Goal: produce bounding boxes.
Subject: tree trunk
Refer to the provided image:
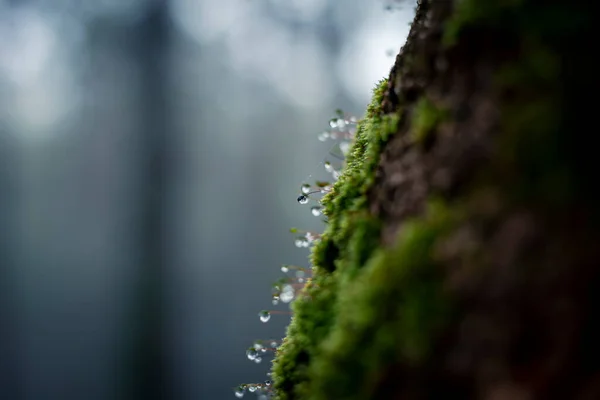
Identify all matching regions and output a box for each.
[367,0,599,398]
[272,0,600,399]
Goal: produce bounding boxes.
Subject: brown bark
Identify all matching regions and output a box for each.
[368,0,600,398]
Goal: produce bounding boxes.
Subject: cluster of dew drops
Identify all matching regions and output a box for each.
[233,111,358,399]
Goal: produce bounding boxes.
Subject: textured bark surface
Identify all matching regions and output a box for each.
[368,0,600,398]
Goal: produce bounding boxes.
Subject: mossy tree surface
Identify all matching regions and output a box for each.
[272,0,599,399]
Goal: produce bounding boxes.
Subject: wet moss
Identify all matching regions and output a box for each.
[272,80,398,399]
[309,201,458,400]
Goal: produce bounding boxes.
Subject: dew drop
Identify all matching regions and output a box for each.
[280,287,295,303]
[305,232,318,243]
[246,347,258,361]
[336,118,347,130]
[294,237,309,248]
[234,386,245,398]
[339,141,350,155]
[248,385,257,393]
[264,380,272,387]
[254,357,262,364]
[258,310,271,323]
[270,341,278,348]
[297,195,309,205]
[272,298,279,306]
[329,119,338,129]
[300,184,311,194]
[324,161,333,172]
[310,206,322,216]
[280,265,289,273]
[318,131,329,142]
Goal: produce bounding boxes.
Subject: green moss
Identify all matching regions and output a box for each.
[272,77,460,399]
[309,201,458,400]
[411,97,448,144]
[272,79,400,399]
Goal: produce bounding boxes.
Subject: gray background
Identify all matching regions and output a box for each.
[0,0,415,398]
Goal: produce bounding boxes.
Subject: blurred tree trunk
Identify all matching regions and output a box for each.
[121,1,170,399]
[370,0,600,398]
[0,134,23,399]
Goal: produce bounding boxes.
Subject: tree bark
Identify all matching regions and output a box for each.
[369,0,600,398]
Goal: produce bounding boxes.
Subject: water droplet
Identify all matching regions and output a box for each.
[339,141,350,155]
[300,184,311,194]
[246,347,258,361]
[294,237,309,248]
[272,297,279,306]
[305,232,319,243]
[258,310,271,323]
[248,385,257,393]
[310,206,322,216]
[318,131,329,142]
[234,386,245,398]
[329,119,338,129]
[254,342,264,351]
[324,161,333,172]
[260,347,267,353]
[270,341,278,348]
[280,286,295,303]
[297,195,309,205]
[254,357,262,364]
[264,380,272,387]
[281,265,289,273]
[336,118,346,130]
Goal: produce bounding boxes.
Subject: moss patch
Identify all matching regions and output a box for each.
[309,201,458,400]
[271,80,400,399]
[272,80,460,400]
[411,97,448,145]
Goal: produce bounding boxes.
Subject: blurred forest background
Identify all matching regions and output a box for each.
[0,0,415,399]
